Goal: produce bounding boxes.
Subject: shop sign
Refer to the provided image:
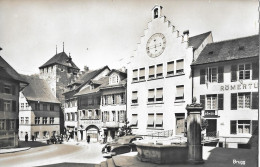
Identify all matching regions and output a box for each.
[220,82,258,91]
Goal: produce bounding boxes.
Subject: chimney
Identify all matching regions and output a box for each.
[84,66,89,72]
[183,30,189,43]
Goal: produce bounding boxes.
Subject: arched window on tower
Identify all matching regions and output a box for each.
[154,8,158,19]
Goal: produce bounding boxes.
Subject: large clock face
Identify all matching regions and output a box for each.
[146,33,166,58]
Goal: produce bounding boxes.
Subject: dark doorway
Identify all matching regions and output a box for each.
[206,119,217,137]
[175,113,185,135]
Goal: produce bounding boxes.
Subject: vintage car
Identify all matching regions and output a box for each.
[102,135,143,158]
[47,135,63,144]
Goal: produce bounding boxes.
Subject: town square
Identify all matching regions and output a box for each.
[0,0,258,167]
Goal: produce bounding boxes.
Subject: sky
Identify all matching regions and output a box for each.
[0,0,258,75]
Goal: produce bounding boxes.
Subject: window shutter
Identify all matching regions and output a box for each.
[0,99,3,111]
[218,94,224,110]
[231,93,237,110]
[252,62,259,80]
[231,65,237,82]
[252,92,259,109]
[200,69,205,84]
[200,95,205,109]
[252,120,258,135]
[230,120,237,134]
[16,119,19,130]
[218,66,224,83]
[12,101,16,112]
[12,85,16,95]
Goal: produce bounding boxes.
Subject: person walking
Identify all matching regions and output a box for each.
[25,132,28,142]
[87,134,90,144]
[32,135,35,142]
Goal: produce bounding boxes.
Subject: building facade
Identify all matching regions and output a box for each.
[192,35,258,148]
[19,75,60,141]
[100,69,127,142]
[126,5,212,135]
[0,56,28,148]
[63,66,110,141]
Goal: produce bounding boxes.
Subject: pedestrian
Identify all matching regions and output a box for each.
[87,134,90,144]
[32,135,35,142]
[25,132,28,142]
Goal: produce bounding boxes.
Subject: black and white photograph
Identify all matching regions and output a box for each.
[0,0,258,167]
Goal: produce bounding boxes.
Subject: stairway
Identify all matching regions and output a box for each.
[95,158,116,167]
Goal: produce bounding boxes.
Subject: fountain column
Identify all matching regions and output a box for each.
[186,97,204,164]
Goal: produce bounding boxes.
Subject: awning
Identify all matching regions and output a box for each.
[167,62,174,72]
[156,88,163,99]
[132,92,137,100]
[147,115,154,126]
[131,115,138,125]
[148,89,155,98]
[155,114,163,125]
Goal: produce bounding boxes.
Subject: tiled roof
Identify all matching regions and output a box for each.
[100,78,126,89]
[0,56,28,84]
[192,35,259,66]
[39,52,79,69]
[107,69,127,77]
[21,75,60,103]
[189,31,212,49]
[64,66,110,94]
[74,76,109,96]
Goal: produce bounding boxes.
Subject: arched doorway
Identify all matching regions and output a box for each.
[86,125,100,142]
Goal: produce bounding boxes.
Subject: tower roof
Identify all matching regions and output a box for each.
[39,52,79,70]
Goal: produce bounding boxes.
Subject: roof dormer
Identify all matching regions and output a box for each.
[152,5,163,19]
[109,73,120,85]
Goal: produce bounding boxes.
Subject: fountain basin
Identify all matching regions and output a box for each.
[136,142,188,164]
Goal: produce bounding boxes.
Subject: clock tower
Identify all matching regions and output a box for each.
[126,5,212,136]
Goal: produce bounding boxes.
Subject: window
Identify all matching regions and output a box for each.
[71,113,75,121]
[26,103,29,108]
[21,103,24,109]
[50,104,54,111]
[230,120,251,134]
[239,64,251,80]
[149,66,155,79]
[0,120,5,130]
[147,114,154,128]
[35,117,40,124]
[139,68,145,80]
[132,91,138,104]
[167,61,174,76]
[4,85,11,94]
[10,120,15,130]
[119,110,125,123]
[112,111,116,121]
[148,89,155,102]
[155,114,163,128]
[156,64,163,78]
[154,8,158,19]
[238,93,250,109]
[43,104,47,110]
[156,88,163,102]
[50,117,54,124]
[110,74,119,84]
[131,114,138,127]
[21,117,24,124]
[206,67,217,83]
[25,117,29,124]
[35,103,40,110]
[175,85,184,100]
[4,101,11,112]
[176,59,184,74]
[132,69,138,82]
[88,97,93,105]
[206,95,217,110]
[112,95,115,104]
[43,117,47,124]
[120,93,125,104]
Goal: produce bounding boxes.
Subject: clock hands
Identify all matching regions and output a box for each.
[147,43,162,50]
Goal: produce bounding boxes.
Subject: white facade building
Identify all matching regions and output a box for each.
[127,5,212,135]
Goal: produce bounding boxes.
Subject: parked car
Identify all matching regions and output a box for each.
[102,135,143,158]
[47,135,63,144]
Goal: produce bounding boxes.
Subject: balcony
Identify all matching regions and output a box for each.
[204,110,219,118]
[102,121,119,128]
[80,116,101,120]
